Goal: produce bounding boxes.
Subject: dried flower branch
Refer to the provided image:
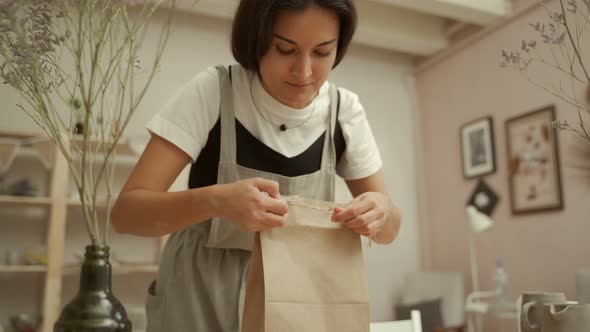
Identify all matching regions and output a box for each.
[0,0,176,245]
[500,0,590,145]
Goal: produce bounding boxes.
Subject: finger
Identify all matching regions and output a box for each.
[344,209,382,228]
[333,207,344,214]
[260,196,289,216]
[253,178,280,199]
[350,226,372,237]
[241,213,284,232]
[247,213,284,232]
[259,212,286,229]
[332,199,373,222]
[351,218,385,237]
[366,218,386,237]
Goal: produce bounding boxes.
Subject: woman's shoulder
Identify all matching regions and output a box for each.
[157,66,222,115]
[147,66,223,162]
[174,64,248,101]
[186,64,253,91]
[329,85,365,122]
[334,85,359,104]
[182,66,220,91]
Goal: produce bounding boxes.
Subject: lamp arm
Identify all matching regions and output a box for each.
[468,232,479,294]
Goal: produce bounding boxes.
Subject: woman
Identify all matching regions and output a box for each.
[111,0,401,331]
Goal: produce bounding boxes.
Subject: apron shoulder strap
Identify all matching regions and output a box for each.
[216,65,237,164]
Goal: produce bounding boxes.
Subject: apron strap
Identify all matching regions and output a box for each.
[217,65,237,165]
[320,84,338,172]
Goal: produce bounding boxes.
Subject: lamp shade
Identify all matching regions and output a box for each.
[466,205,494,233]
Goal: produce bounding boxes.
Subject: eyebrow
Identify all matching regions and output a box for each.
[273,34,337,47]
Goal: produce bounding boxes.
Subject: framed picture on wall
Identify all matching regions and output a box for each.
[505,105,563,214]
[460,116,496,179]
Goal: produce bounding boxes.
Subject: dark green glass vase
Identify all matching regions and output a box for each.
[54,245,131,332]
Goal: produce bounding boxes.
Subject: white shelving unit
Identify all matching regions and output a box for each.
[0,265,48,273]
[0,196,53,208]
[0,130,166,332]
[62,264,159,275]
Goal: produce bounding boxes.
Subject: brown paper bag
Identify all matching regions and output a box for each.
[241,197,370,332]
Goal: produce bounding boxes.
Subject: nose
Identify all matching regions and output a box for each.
[291,54,312,81]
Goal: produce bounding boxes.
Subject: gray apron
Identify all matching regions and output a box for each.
[145,66,338,332]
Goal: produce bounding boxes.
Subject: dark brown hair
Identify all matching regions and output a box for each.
[231,0,357,72]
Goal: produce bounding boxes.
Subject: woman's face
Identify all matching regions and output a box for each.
[258,5,339,109]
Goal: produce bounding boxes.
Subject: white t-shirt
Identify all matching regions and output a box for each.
[146,65,382,180]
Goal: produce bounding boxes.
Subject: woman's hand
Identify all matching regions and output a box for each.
[331,192,394,239]
[215,177,288,232]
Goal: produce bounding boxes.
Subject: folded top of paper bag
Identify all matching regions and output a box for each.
[282,196,346,230]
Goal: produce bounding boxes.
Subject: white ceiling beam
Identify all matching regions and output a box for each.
[369,0,510,25]
[167,0,449,56]
[355,0,448,55]
[173,0,238,20]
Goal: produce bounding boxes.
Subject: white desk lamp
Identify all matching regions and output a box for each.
[466,205,494,294]
[465,205,495,332]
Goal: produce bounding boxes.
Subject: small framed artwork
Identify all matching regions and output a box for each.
[505,105,563,214]
[460,116,496,179]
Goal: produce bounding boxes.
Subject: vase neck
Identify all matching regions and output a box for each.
[79,245,112,293]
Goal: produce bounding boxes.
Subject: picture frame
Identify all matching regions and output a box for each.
[505,105,563,214]
[460,116,496,179]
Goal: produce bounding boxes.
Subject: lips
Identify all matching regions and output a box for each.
[288,82,311,87]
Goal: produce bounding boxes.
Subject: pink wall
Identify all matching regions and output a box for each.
[414,0,590,320]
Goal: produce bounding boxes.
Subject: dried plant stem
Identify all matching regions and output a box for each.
[0,0,176,244]
[560,0,590,83]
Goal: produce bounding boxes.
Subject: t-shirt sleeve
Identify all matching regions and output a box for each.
[146,67,220,162]
[336,88,383,180]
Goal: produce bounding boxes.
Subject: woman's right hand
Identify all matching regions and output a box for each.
[215,177,288,232]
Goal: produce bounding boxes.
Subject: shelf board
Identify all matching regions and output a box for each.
[0,265,48,272]
[70,136,138,158]
[0,195,52,208]
[63,263,158,275]
[114,264,159,274]
[0,130,41,140]
[67,200,111,212]
[0,131,138,156]
[73,154,138,167]
[13,146,46,159]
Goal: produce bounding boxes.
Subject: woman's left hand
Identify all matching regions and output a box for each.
[331,192,391,238]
